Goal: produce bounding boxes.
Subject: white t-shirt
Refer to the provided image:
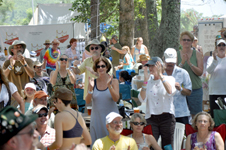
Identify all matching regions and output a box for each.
[0,82,18,106]
[138,76,176,119]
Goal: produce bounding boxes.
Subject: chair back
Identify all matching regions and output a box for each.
[174,122,185,150]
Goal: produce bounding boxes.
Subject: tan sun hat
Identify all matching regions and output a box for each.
[8,40,26,55]
[137,54,150,63]
[43,40,52,45]
[218,27,226,32]
[33,61,43,67]
[85,39,105,53]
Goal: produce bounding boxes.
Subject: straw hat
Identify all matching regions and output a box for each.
[218,27,226,33]
[137,54,150,63]
[8,40,26,55]
[43,39,52,45]
[85,39,105,53]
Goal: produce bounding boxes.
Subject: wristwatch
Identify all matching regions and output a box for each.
[23,64,27,67]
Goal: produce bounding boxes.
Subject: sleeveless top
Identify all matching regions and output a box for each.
[191,131,216,150]
[130,134,149,150]
[177,49,202,89]
[133,45,145,63]
[123,53,133,69]
[63,110,83,138]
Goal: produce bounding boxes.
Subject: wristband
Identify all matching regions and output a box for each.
[66,68,70,70]
[190,63,194,67]
[88,90,93,94]
[162,80,166,83]
[143,81,148,84]
[23,64,27,67]
[142,85,147,89]
[8,65,12,70]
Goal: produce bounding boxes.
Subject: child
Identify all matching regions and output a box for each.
[23,83,36,112]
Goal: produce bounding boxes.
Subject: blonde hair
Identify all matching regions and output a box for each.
[130,113,147,126]
[192,112,215,131]
[122,46,131,55]
[180,31,194,42]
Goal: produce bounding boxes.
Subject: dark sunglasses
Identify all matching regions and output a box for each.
[131,122,145,126]
[182,39,191,42]
[60,58,68,61]
[38,113,48,118]
[17,127,34,137]
[90,47,99,50]
[218,44,226,47]
[45,43,50,45]
[96,65,106,69]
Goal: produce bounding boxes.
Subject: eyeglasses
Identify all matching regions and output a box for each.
[96,65,106,69]
[111,120,122,125]
[90,47,99,50]
[218,44,226,47]
[60,58,68,61]
[197,120,208,124]
[17,127,34,137]
[182,39,191,42]
[38,113,48,118]
[131,122,145,126]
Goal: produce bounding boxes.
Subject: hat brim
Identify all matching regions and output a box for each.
[144,61,156,66]
[85,44,105,53]
[8,43,26,56]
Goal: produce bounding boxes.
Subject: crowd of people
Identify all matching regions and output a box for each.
[0,28,226,150]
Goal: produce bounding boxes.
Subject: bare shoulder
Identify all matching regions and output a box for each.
[214,131,222,138]
[145,134,155,141]
[112,78,119,84]
[196,50,203,58]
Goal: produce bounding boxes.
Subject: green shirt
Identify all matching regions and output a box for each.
[110,43,122,66]
[177,49,202,89]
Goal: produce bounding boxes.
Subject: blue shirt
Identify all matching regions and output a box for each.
[163,65,192,118]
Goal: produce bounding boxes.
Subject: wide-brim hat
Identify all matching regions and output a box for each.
[137,54,150,63]
[33,61,43,67]
[43,39,52,45]
[218,27,226,32]
[8,40,26,56]
[0,106,38,145]
[85,39,105,53]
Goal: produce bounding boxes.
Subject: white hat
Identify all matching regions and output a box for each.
[24,83,36,90]
[30,51,37,56]
[217,39,226,46]
[164,48,177,63]
[106,112,122,124]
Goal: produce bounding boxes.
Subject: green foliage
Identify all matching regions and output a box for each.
[0,0,14,24]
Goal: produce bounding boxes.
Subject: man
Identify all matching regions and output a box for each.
[163,48,192,124]
[0,106,38,150]
[72,39,113,100]
[92,112,138,150]
[42,39,61,75]
[26,91,54,128]
[3,40,35,104]
[34,60,49,79]
[33,105,55,147]
[109,35,127,74]
[218,27,226,39]
[39,40,52,63]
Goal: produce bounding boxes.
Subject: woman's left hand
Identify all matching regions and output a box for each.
[155,61,163,76]
[66,59,70,68]
[107,75,113,86]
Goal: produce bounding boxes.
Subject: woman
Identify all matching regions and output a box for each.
[45,87,92,150]
[185,112,224,150]
[131,37,149,63]
[23,83,36,112]
[0,66,25,113]
[85,56,119,146]
[50,54,77,109]
[206,39,226,117]
[119,70,132,85]
[192,37,203,55]
[177,31,203,118]
[82,50,92,62]
[65,38,80,66]
[121,46,134,69]
[129,113,162,150]
[138,57,176,148]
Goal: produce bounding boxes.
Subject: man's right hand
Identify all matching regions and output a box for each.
[73,60,80,66]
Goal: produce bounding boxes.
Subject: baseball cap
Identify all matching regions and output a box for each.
[217,39,226,46]
[32,104,48,114]
[34,91,48,99]
[106,112,122,124]
[164,48,177,63]
[144,57,163,66]
[53,87,73,101]
[24,83,36,90]
[0,106,38,145]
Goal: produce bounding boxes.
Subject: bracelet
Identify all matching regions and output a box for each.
[143,81,148,84]
[23,64,27,67]
[8,65,12,70]
[66,68,70,70]
[162,80,166,83]
[109,85,113,89]
[142,85,147,89]
[141,88,146,91]
[179,63,183,67]
[160,76,164,80]
[88,90,93,94]
[190,63,194,67]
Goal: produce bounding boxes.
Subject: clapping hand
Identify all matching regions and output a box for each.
[107,75,113,87]
[88,77,94,91]
[73,60,80,66]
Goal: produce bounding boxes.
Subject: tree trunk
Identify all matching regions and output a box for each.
[119,0,134,48]
[134,6,150,51]
[146,0,180,57]
[90,0,100,40]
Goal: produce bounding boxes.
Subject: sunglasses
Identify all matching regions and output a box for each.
[131,122,145,126]
[218,44,226,47]
[182,39,191,42]
[38,113,48,118]
[96,65,106,69]
[45,43,50,45]
[17,127,34,137]
[60,58,68,61]
[90,47,99,50]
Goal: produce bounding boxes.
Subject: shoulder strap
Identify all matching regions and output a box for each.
[64,110,77,120]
